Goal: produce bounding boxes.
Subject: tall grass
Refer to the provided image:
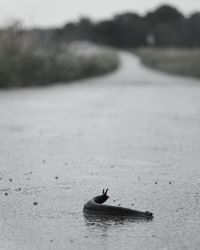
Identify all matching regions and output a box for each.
[0,26,119,88]
[135,47,200,79]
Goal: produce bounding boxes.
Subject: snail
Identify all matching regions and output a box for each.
[83,189,153,218]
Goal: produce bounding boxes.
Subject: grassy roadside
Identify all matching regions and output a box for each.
[134,47,200,79]
[0,28,119,88]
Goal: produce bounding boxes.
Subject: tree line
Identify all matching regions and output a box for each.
[35,4,200,48]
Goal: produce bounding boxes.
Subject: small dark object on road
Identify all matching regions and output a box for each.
[169,181,172,184]
[9,178,12,182]
[83,189,153,218]
[55,176,59,180]
[33,202,38,206]
[155,182,158,184]
[5,192,8,196]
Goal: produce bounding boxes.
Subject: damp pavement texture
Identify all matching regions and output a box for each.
[1,52,200,250]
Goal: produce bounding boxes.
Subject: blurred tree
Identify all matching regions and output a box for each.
[93,20,117,45]
[146,5,184,24]
[186,13,200,46]
[77,17,93,40]
[112,13,148,47]
[145,5,186,46]
[53,18,93,42]
[53,22,76,42]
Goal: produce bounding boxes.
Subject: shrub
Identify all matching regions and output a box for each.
[0,26,119,88]
[135,47,200,79]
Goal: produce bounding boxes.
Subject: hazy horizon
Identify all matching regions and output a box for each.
[0,0,200,27]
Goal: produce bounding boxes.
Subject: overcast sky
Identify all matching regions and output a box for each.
[0,0,200,27]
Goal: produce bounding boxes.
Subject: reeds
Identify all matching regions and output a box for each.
[0,26,119,88]
[135,47,200,79]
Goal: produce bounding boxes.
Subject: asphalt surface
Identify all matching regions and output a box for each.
[1,52,200,250]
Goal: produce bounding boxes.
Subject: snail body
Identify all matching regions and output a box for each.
[83,189,153,218]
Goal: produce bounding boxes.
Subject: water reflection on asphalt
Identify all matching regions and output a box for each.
[83,214,153,237]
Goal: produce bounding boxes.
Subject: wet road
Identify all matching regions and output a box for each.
[1,52,200,250]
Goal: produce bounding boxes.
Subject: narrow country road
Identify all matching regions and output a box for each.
[1,52,200,250]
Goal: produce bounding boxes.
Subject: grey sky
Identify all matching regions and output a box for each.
[0,0,200,27]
